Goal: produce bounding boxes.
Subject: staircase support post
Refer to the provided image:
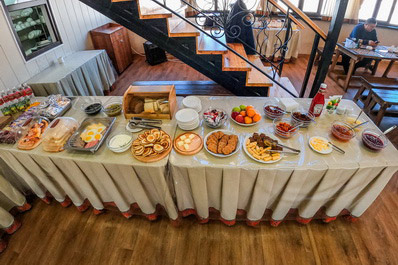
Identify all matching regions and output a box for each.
[300,34,320,97]
[309,0,349,98]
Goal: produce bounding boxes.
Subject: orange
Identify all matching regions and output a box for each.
[240,111,246,117]
[247,109,256,117]
[244,116,253,124]
[246,105,254,111]
[253,113,261,122]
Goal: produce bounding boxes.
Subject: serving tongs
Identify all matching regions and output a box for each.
[328,141,345,154]
[276,143,301,154]
[130,117,162,124]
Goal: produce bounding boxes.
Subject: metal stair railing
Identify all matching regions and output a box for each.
[149,0,299,97]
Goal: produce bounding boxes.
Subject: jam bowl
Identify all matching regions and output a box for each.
[273,118,299,139]
[291,111,315,128]
[331,121,356,142]
[361,129,387,151]
[263,104,286,120]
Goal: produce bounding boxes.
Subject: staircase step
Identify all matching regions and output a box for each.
[137,0,172,19]
[222,43,251,72]
[246,55,273,87]
[268,77,299,98]
[169,18,200,37]
[197,32,227,54]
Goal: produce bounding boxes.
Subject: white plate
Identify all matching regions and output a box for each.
[125,123,143,133]
[308,136,332,154]
[243,134,283,164]
[204,129,241,158]
[230,116,260,127]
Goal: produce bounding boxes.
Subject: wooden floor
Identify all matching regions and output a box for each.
[1,55,397,265]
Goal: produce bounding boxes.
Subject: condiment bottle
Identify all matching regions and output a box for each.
[309,83,326,117]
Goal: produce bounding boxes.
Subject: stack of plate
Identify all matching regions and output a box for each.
[107,134,133,153]
[176,108,200,130]
[182,96,202,112]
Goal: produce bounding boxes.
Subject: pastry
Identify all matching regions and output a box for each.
[206,131,238,155]
[132,129,171,159]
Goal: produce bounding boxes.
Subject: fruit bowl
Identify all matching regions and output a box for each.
[331,121,356,142]
[231,105,261,126]
[361,129,387,151]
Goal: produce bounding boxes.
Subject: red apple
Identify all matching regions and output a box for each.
[235,114,244,123]
[231,111,239,119]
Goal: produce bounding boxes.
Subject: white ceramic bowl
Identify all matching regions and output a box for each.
[176,108,199,124]
[107,134,133,153]
[182,96,202,111]
[204,129,241,157]
[230,116,260,127]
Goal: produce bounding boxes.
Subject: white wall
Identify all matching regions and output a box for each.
[0,0,111,91]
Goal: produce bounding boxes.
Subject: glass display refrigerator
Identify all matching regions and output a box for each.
[1,0,62,61]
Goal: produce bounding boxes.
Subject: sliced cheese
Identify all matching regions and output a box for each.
[184,144,190,150]
[180,135,187,140]
[177,141,184,147]
[184,139,191,144]
[188,134,195,139]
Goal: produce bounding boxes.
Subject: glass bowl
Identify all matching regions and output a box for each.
[331,121,356,142]
[263,104,286,120]
[103,100,123,117]
[81,99,103,115]
[291,111,315,128]
[361,129,387,151]
[273,118,299,139]
[203,107,228,128]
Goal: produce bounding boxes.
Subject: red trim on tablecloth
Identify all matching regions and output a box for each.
[60,197,72,208]
[0,240,6,253]
[17,202,32,212]
[5,219,21,235]
[76,199,91,212]
[177,207,360,226]
[93,209,105,215]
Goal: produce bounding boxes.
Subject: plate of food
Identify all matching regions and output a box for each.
[230,105,261,127]
[204,130,240,157]
[131,129,172,162]
[243,133,283,163]
[17,116,49,150]
[309,136,332,154]
[174,132,203,155]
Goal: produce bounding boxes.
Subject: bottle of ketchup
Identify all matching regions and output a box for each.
[309,83,326,117]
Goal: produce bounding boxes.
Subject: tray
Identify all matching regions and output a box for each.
[38,97,73,120]
[66,117,116,153]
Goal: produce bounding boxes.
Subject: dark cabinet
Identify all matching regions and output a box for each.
[91,23,133,73]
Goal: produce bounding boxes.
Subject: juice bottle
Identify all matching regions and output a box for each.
[309,83,326,117]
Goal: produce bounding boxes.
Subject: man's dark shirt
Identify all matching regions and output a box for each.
[349,23,378,45]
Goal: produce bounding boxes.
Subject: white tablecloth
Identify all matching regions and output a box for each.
[254,28,300,60]
[169,97,398,223]
[0,97,178,220]
[27,50,116,97]
[0,173,26,229]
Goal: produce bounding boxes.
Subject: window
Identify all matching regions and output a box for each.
[359,0,398,26]
[271,0,324,16]
[1,0,62,61]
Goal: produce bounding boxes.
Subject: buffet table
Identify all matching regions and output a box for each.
[169,97,398,225]
[26,50,116,97]
[0,96,396,226]
[0,97,178,220]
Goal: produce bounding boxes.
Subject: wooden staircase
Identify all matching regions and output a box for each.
[81,0,299,97]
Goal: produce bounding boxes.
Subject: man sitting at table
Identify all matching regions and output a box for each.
[342,18,379,74]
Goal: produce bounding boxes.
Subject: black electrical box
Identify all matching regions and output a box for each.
[143,41,167,66]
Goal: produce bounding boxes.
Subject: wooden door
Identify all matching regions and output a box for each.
[112,28,133,73]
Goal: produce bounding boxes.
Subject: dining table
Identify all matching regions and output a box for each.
[0,95,397,226]
[329,43,398,91]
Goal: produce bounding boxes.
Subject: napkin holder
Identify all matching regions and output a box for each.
[123,85,177,120]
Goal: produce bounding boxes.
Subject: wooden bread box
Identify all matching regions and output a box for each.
[123,85,177,119]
